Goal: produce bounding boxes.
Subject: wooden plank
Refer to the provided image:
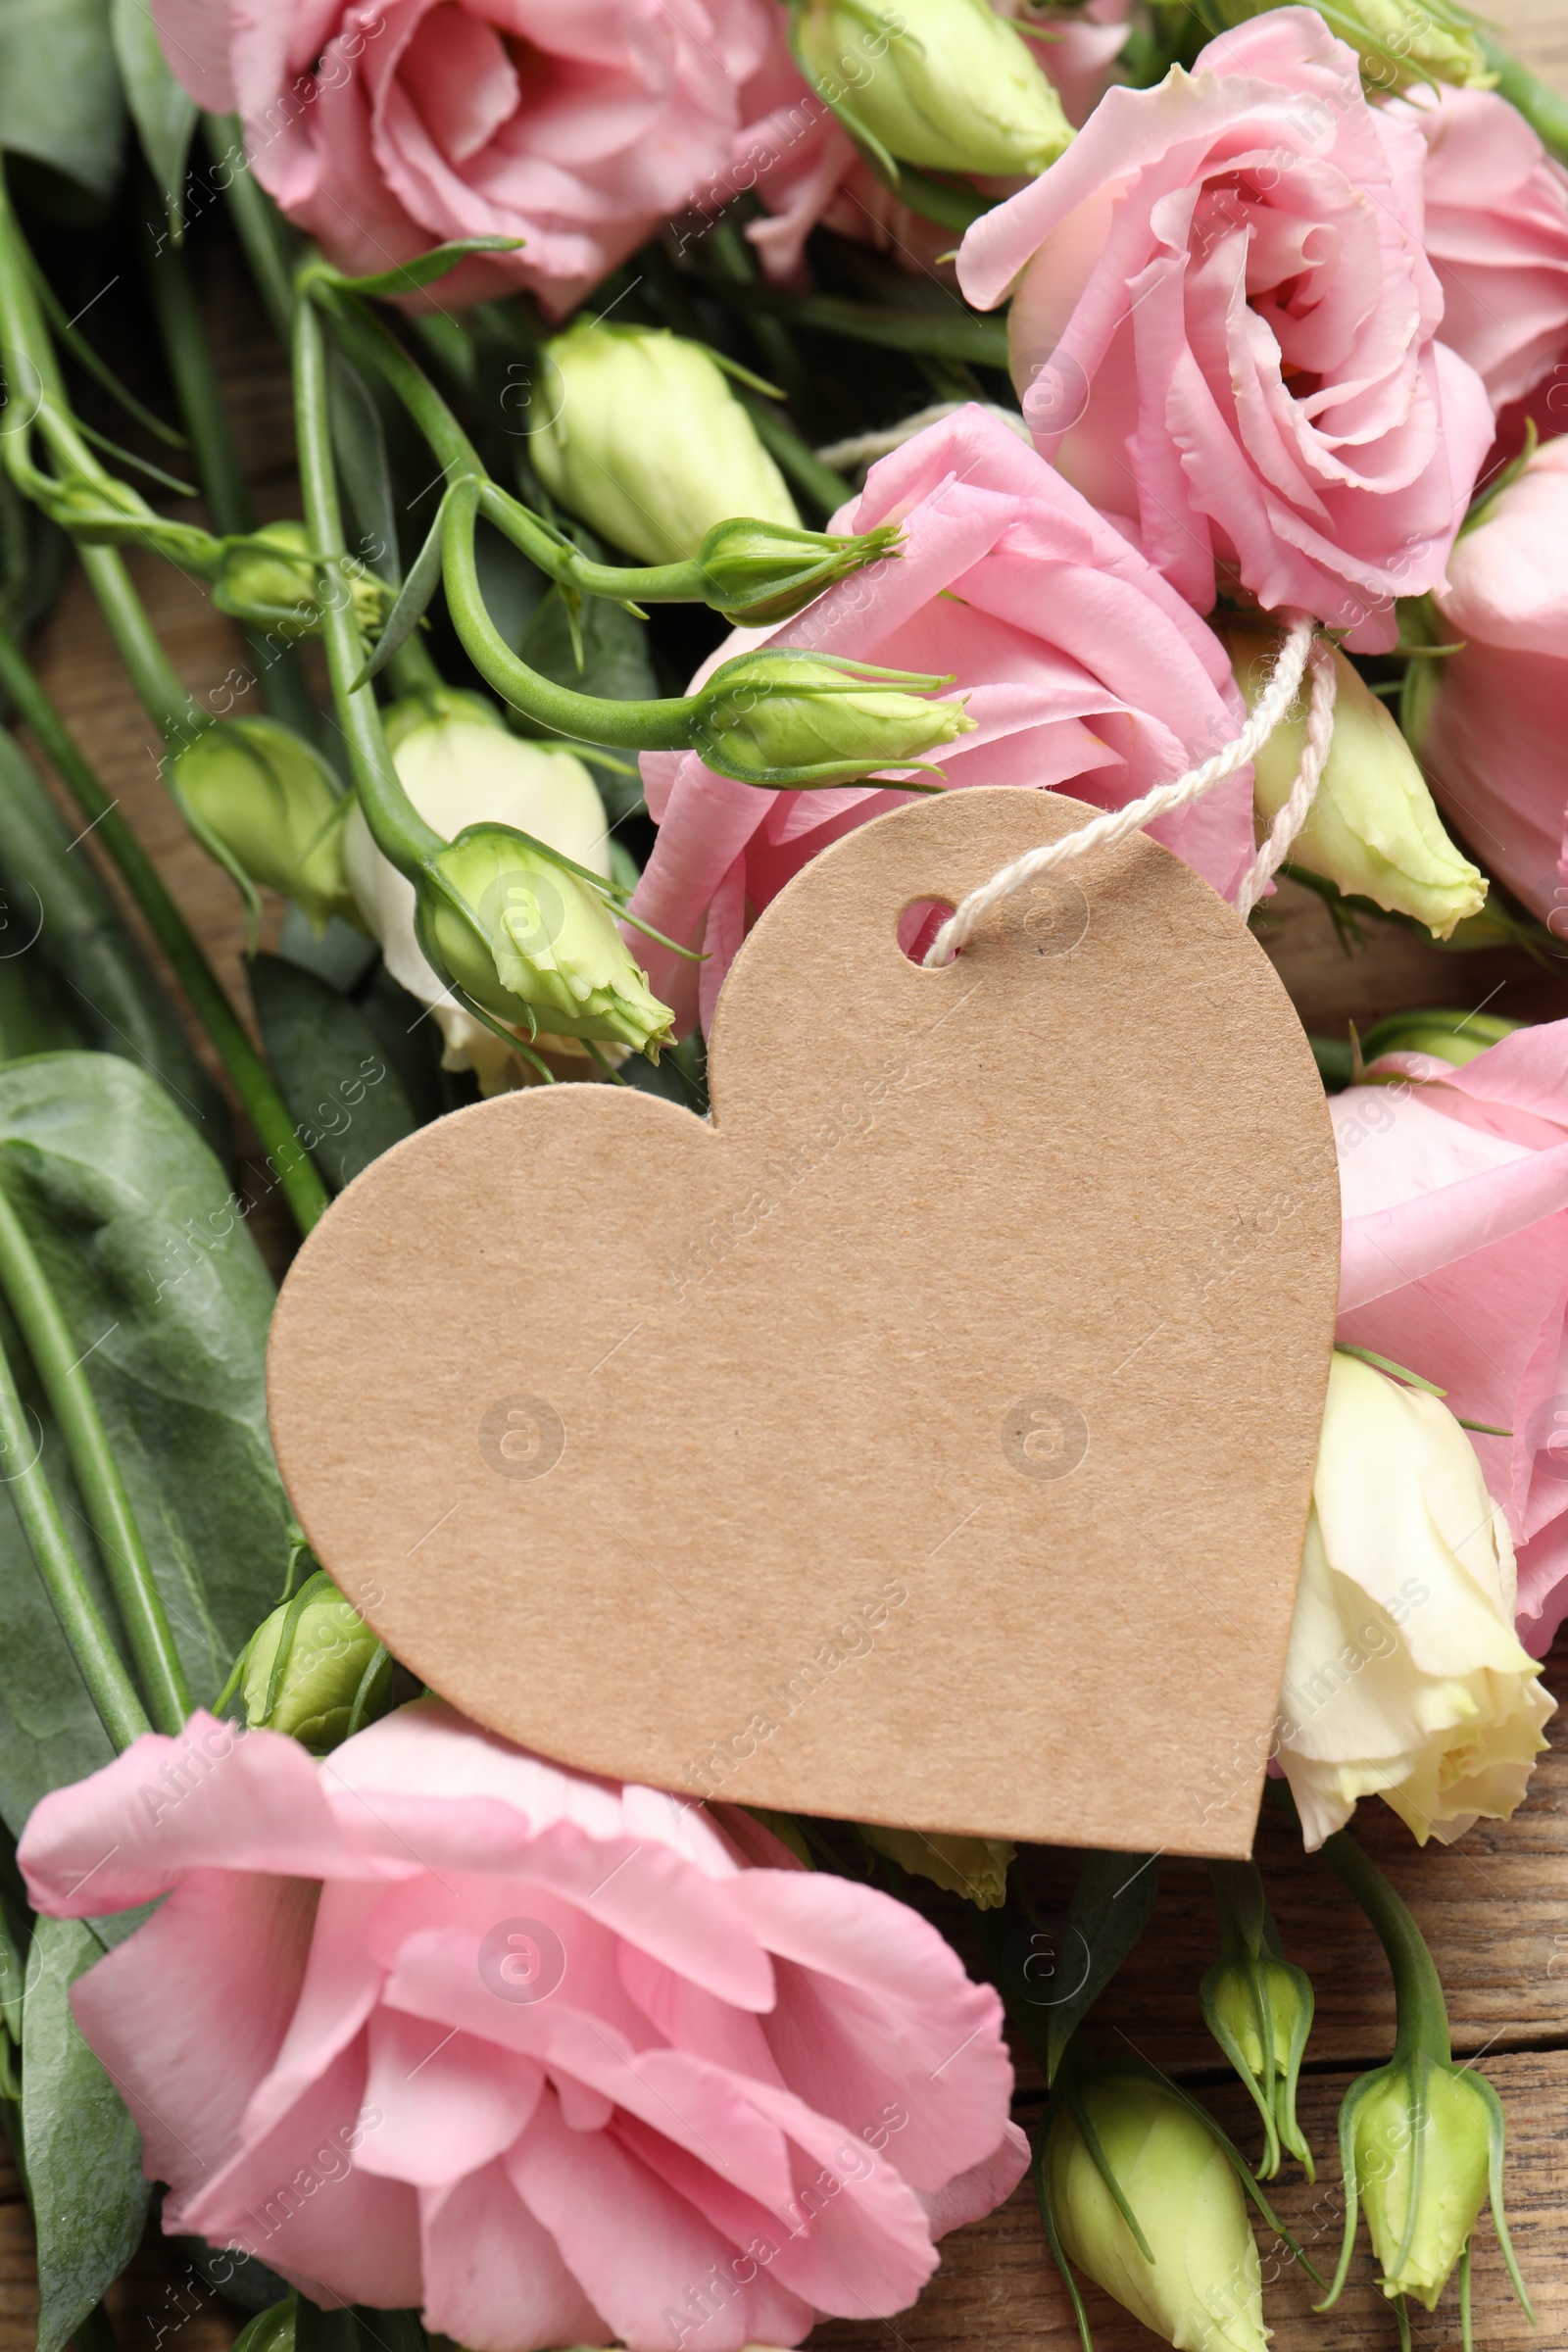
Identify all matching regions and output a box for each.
[812,2051,1568,2352]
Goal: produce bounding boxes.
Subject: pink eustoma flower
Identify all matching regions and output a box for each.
[19,1700,1025,2352]
[1396,81,1568,417]
[152,0,777,316]
[1334,1017,1568,1656]
[1419,433,1568,926]
[629,405,1253,1035]
[956,8,1494,651]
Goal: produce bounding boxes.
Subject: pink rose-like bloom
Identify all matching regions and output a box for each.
[956,9,1494,652]
[731,0,1130,281]
[19,1701,1026,2352]
[153,0,775,316]
[1334,1019,1568,1655]
[1396,82,1568,416]
[628,406,1253,1035]
[1419,434,1568,926]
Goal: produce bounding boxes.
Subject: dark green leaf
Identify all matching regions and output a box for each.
[0,1054,292,1835]
[328,351,400,586]
[1045,1849,1160,2082]
[349,483,450,690]
[110,0,196,235]
[248,954,416,1191]
[0,0,126,200]
[517,589,655,829]
[23,1913,151,2352]
[318,237,522,299]
[0,728,231,1164]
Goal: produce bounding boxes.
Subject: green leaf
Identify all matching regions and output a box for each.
[247,955,416,1192]
[0,727,231,1164]
[23,1913,151,2352]
[0,0,126,200]
[315,237,522,299]
[327,351,400,586]
[110,0,196,236]
[0,1054,292,1835]
[517,588,654,829]
[1045,1849,1160,2083]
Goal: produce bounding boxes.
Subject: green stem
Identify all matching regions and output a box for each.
[1321,1828,1451,2066]
[205,117,297,344]
[77,545,206,743]
[0,1188,189,1733]
[0,623,328,1236]
[0,1309,149,1751]
[293,298,442,878]
[142,225,321,742]
[442,480,695,749]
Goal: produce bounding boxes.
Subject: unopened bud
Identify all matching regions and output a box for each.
[214,521,389,640]
[1210,0,1494,88]
[697,518,903,626]
[1356,1007,1519,1070]
[426,826,675,1056]
[860,1825,1015,1908]
[1222,623,1487,939]
[241,1573,390,1754]
[1046,2067,1268,2352]
[529,325,799,565]
[1200,1863,1315,2184]
[691,650,973,787]
[1348,2058,1493,2308]
[170,717,356,933]
[800,0,1073,177]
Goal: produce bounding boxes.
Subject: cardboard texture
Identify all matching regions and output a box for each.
[268,788,1342,1854]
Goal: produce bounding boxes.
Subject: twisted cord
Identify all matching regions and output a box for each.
[923,612,1318,968]
[1234,633,1337,922]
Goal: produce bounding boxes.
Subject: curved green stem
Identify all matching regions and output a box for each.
[0,1305,149,1751]
[0,1187,189,1733]
[1322,1829,1450,2066]
[443,479,694,749]
[293,297,441,879]
[0,622,328,1237]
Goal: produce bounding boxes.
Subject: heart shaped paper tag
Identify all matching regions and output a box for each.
[269,788,1339,1854]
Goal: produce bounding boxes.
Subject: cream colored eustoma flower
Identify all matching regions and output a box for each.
[1277,1353,1555,1849]
[344,705,615,1094]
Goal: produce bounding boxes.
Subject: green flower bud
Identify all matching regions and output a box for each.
[1355,1007,1519,1070]
[427,826,675,1056]
[529,325,799,565]
[241,1574,391,1753]
[1200,1861,1315,2183]
[1348,2060,1492,2309]
[1047,2072,1268,2352]
[691,650,973,787]
[230,2298,297,2352]
[170,717,357,933]
[859,1825,1015,1907]
[696,518,903,627]
[381,687,504,757]
[1210,0,1494,89]
[213,521,389,640]
[799,0,1073,178]
[1221,623,1487,939]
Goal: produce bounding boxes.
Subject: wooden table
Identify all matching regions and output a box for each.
[4,25,1567,2349]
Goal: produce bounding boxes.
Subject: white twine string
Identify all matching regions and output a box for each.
[924,612,1335,967]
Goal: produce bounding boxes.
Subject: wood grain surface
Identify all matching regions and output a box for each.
[5,20,1568,2350]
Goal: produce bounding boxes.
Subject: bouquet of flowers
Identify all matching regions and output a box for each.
[0,1,1563,2348]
